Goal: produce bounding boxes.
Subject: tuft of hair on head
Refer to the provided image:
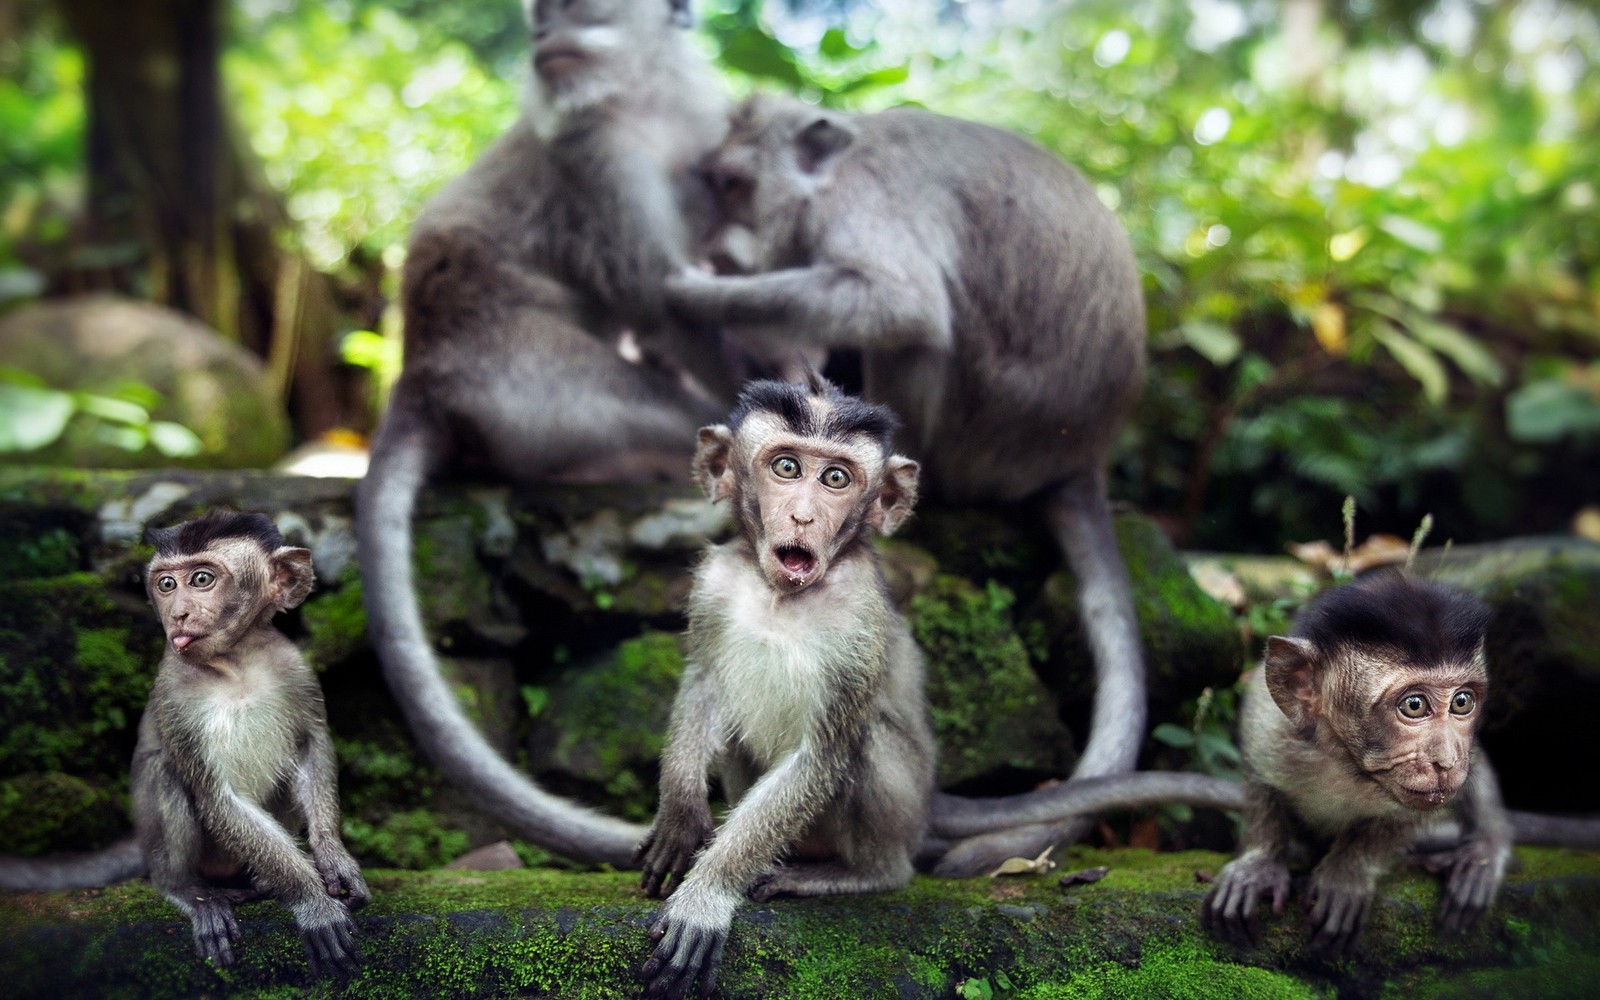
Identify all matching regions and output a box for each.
[727,372,899,453]
[1292,571,1492,669]
[145,511,285,559]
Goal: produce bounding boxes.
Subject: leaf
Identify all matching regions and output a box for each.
[1506,380,1600,442]
[1370,322,1448,405]
[148,421,204,457]
[1151,722,1196,749]
[1405,317,1503,386]
[73,392,150,426]
[1059,865,1111,888]
[0,384,74,451]
[958,979,994,1000]
[1179,319,1241,365]
[713,26,806,89]
[987,844,1057,877]
[1378,215,1443,253]
[834,65,911,97]
[1311,302,1346,355]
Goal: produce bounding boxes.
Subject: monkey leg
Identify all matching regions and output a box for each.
[140,771,245,966]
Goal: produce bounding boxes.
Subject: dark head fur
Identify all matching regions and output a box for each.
[1293,572,1491,668]
[727,372,899,454]
[145,511,284,559]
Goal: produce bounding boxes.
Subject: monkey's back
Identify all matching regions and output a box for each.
[830,108,1147,499]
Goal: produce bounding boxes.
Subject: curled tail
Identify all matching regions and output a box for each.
[357,403,647,865]
[0,836,145,891]
[933,475,1147,876]
[928,772,1242,843]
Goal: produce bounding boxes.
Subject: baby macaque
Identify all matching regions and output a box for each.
[135,511,369,974]
[637,373,934,998]
[1203,572,1511,951]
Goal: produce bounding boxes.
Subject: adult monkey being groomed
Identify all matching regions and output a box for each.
[665,95,1149,874]
[356,0,733,865]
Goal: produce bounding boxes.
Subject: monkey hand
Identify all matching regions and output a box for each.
[1305,861,1376,955]
[314,844,372,911]
[189,896,243,966]
[296,897,361,979]
[1435,835,1510,934]
[636,807,715,899]
[640,887,737,1000]
[1201,849,1289,946]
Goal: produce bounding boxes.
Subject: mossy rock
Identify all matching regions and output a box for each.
[912,575,1076,787]
[301,568,369,670]
[0,772,128,853]
[0,573,161,782]
[1,847,1597,998]
[1035,514,1243,726]
[526,631,686,820]
[0,296,290,469]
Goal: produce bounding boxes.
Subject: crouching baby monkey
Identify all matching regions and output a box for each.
[665,94,1149,874]
[636,374,934,998]
[136,511,369,974]
[1203,572,1510,952]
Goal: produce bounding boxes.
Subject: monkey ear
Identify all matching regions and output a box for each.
[796,116,854,174]
[691,425,737,502]
[667,0,693,28]
[1263,635,1320,734]
[870,456,920,536]
[269,547,316,611]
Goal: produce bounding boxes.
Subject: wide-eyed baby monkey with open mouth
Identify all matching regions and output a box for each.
[636,372,932,998]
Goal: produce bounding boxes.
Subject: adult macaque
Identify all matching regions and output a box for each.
[664,95,1149,874]
[1203,573,1511,951]
[357,0,735,864]
[637,373,933,998]
[0,513,368,973]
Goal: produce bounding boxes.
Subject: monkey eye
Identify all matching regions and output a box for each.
[1398,694,1430,719]
[707,168,752,204]
[190,569,215,588]
[771,455,802,480]
[821,466,851,489]
[1449,690,1476,716]
[156,574,177,593]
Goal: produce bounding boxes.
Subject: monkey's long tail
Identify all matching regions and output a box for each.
[931,474,1147,876]
[357,405,648,866]
[1510,811,1600,849]
[0,836,146,891]
[926,772,1243,846]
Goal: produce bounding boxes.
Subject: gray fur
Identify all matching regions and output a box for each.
[638,381,934,998]
[356,0,736,864]
[666,95,1149,874]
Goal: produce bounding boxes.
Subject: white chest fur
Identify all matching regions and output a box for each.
[696,551,881,769]
[195,676,299,805]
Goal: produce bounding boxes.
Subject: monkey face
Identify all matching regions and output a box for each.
[746,436,878,594]
[147,540,264,661]
[530,0,666,97]
[1350,665,1485,810]
[699,96,857,273]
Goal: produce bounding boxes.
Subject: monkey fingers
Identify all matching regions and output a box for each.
[315,849,372,911]
[636,822,711,900]
[1306,881,1371,955]
[190,898,242,966]
[1202,856,1288,946]
[1438,846,1503,934]
[641,916,727,999]
[301,911,361,979]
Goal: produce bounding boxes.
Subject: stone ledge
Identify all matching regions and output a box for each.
[2,847,1598,999]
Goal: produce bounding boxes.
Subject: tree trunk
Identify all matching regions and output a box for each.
[54,0,365,440]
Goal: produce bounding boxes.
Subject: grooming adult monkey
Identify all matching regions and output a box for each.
[665,95,1149,874]
[636,373,932,998]
[356,0,736,864]
[0,512,369,974]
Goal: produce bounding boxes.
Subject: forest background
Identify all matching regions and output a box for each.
[0,0,1597,553]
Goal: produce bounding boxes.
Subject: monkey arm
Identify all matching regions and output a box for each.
[638,662,726,898]
[292,720,371,910]
[665,258,952,354]
[1201,783,1296,945]
[1428,753,1512,932]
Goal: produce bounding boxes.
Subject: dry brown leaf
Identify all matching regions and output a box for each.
[987,844,1058,878]
[1058,865,1111,888]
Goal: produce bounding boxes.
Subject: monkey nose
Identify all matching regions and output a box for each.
[791,513,814,525]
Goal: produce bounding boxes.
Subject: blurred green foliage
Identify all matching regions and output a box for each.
[1,0,1596,549]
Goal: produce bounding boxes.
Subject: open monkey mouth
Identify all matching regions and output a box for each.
[533,47,588,82]
[773,543,818,583]
[1396,783,1457,809]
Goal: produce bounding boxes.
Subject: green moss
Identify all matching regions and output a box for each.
[300,568,367,670]
[1014,940,1329,999]
[0,574,159,781]
[537,631,685,819]
[912,575,1074,785]
[341,809,471,870]
[0,523,81,578]
[0,772,128,852]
